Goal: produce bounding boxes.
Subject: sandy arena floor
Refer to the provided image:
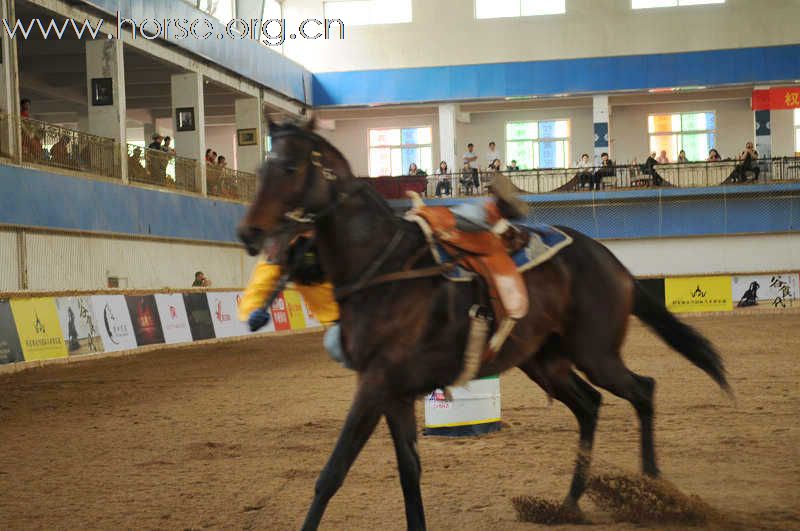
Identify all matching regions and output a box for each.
[1,313,798,530]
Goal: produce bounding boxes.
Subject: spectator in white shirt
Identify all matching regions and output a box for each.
[575,153,593,189]
[486,141,501,168]
[463,143,480,192]
[656,150,670,164]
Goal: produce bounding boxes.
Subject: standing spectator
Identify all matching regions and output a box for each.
[49,135,70,165]
[162,136,175,154]
[435,160,451,197]
[205,148,214,164]
[217,155,227,168]
[486,141,501,168]
[462,143,479,192]
[507,160,520,171]
[707,148,722,161]
[148,133,163,150]
[575,153,593,188]
[192,271,211,287]
[20,98,31,118]
[677,150,689,163]
[656,150,670,164]
[591,152,615,190]
[211,151,218,164]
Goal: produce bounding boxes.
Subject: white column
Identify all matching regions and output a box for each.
[438,103,457,171]
[234,97,264,173]
[593,95,610,164]
[86,39,128,182]
[171,72,206,195]
[0,0,20,159]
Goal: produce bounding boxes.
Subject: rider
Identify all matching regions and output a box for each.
[237,232,347,366]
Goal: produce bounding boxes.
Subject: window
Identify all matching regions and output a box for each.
[324,0,412,26]
[476,0,565,19]
[505,120,570,169]
[369,127,432,177]
[632,0,724,9]
[794,109,800,154]
[648,112,715,162]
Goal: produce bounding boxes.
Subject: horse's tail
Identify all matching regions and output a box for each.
[632,280,731,394]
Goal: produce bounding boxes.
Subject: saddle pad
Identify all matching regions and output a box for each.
[511,222,573,272]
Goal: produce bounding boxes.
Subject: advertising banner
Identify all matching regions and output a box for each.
[10,298,68,361]
[183,293,216,341]
[731,273,799,310]
[269,292,291,332]
[154,294,193,344]
[665,276,733,313]
[90,295,138,352]
[208,291,256,338]
[0,299,24,364]
[125,295,165,346]
[751,87,800,110]
[55,296,104,356]
[283,290,307,330]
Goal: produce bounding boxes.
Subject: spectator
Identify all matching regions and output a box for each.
[217,155,227,168]
[148,133,163,150]
[507,160,520,172]
[677,150,689,164]
[128,146,148,181]
[575,153,593,189]
[640,152,664,186]
[460,162,477,194]
[486,141,501,168]
[49,135,70,165]
[408,162,426,176]
[591,152,615,190]
[192,271,211,287]
[435,160,451,197]
[20,98,31,118]
[162,136,175,154]
[729,142,759,182]
[489,158,503,172]
[462,143,479,191]
[656,150,670,164]
[211,151,218,164]
[205,148,214,164]
[707,148,722,161]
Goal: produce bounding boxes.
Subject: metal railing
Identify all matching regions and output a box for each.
[207,165,257,203]
[127,144,201,194]
[18,116,121,180]
[0,112,13,159]
[361,157,800,200]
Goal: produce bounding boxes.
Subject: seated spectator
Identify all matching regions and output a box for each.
[459,162,477,194]
[435,160,451,197]
[489,158,503,172]
[656,150,670,164]
[707,148,722,162]
[506,160,520,172]
[575,153,593,189]
[192,271,211,287]
[463,143,480,191]
[162,136,175,154]
[49,135,71,165]
[677,150,689,164]
[591,152,615,190]
[20,98,31,118]
[640,152,664,186]
[407,162,426,177]
[728,142,760,182]
[148,133,163,151]
[217,155,227,168]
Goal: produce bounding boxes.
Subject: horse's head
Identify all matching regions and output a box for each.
[238,118,346,256]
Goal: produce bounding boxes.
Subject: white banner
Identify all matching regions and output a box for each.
[154,294,193,344]
[55,296,105,355]
[90,295,137,352]
[207,292,268,338]
[424,377,501,429]
[731,273,799,309]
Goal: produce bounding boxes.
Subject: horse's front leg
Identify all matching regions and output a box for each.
[301,376,384,531]
[386,397,426,530]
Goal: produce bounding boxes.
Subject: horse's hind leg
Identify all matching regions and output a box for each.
[581,356,659,477]
[302,378,384,531]
[519,360,601,510]
[386,397,426,531]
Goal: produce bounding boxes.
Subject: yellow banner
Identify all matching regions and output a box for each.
[10,298,68,361]
[665,276,733,313]
[283,290,307,330]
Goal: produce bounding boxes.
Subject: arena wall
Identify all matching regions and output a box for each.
[285,0,800,73]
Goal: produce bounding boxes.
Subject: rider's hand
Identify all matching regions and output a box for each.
[248,308,271,332]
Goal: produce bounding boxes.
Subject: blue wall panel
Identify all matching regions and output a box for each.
[314,45,800,106]
[0,165,246,243]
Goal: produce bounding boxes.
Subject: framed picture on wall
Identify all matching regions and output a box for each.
[237,128,257,146]
[91,78,113,106]
[175,107,195,132]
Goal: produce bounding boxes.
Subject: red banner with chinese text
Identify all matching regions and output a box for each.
[752,87,800,110]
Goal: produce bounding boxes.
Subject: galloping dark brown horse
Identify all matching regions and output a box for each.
[238,120,729,531]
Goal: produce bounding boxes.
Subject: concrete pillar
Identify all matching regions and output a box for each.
[0,0,20,159]
[170,72,206,195]
[438,103,457,171]
[85,39,127,182]
[234,97,264,173]
[593,95,610,164]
